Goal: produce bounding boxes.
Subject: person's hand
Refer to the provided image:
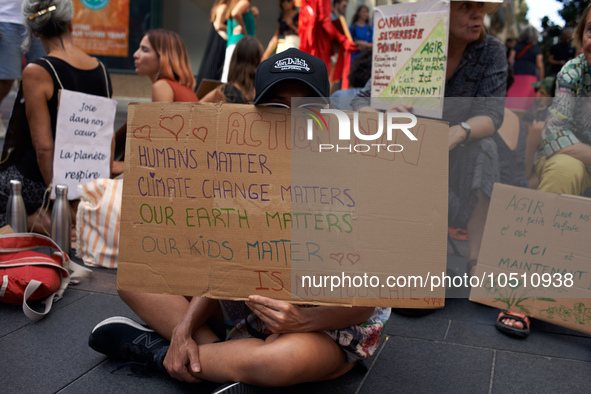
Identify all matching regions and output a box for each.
[163,324,202,383]
[251,6,259,18]
[449,124,466,151]
[358,106,379,113]
[356,40,371,50]
[387,103,413,113]
[342,40,358,53]
[530,120,545,137]
[233,24,244,35]
[246,295,306,334]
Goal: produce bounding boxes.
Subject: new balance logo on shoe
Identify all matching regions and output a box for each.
[132,332,165,349]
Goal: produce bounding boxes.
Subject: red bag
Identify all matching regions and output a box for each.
[0,233,78,321]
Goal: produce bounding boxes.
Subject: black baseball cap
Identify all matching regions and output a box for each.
[253,48,329,104]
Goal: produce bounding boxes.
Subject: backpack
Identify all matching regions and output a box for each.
[0,233,90,321]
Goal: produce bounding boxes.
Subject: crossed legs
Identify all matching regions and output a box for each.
[117,289,355,385]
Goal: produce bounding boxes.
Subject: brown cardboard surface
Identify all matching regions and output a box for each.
[0,225,14,235]
[470,184,591,334]
[118,102,448,307]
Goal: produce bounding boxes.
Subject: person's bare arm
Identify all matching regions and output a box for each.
[200,86,227,103]
[213,4,228,40]
[164,297,220,383]
[449,115,495,151]
[536,53,544,81]
[246,295,374,334]
[508,49,515,65]
[547,54,565,67]
[22,63,55,187]
[553,142,591,167]
[231,0,251,36]
[263,25,280,60]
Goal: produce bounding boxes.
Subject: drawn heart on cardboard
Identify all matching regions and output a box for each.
[150,172,155,178]
[133,125,151,142]
[192,127,208,143]
[160,115,184,141]
[329,253,344,265]
[347,253,360,265]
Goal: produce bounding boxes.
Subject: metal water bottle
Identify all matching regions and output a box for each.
[51,184,71,255]
[6,180,27,232]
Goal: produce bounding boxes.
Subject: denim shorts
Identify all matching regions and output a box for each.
[0,22,46,79]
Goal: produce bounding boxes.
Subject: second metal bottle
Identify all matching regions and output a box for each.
[51,184,71,255]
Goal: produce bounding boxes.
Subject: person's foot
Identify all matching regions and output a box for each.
[88,316,169,371]
[501,317,524,329]
[495,310,530,338]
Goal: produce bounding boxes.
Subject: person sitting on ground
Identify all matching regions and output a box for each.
[0,0,113,233]
[352,0,507,285]
[496,5,591,338]
[111,29,199,174]
[534,4,591,198]
[88,48,390,392]
[521,76,556,189]
[201,37,262,104]
[492,67,529,192]
[134,29,198,103]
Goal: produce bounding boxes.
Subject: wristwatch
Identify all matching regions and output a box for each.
[460,122,471,144]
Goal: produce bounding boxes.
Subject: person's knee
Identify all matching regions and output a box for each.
[117,288,132,301]
[538,154,586,194]
[235,333,345,386]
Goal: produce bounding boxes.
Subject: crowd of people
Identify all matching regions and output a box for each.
[1,0,590,392]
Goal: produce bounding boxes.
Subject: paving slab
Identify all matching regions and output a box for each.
[383,313,450,342]
[0,288,90,338]
[0,292,137,394]
[491,351,591,394]
[59,358,216,394]
[445,319,591,362]
[359,336,494,394]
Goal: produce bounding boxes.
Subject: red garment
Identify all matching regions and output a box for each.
[163,79,199,102]
[298,0,348,73]
[331,18,353,86]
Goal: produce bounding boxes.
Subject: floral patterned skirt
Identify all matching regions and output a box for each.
[219,301,390,362]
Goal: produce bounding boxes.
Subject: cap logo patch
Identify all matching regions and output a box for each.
[273,57,311,72]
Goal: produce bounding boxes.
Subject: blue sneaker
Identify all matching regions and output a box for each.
[88,316,169,369]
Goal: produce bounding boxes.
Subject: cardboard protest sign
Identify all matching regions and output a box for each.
[0,225,14,235]
[118,103,449,308]
[371,0,449,117]
[52,90,117,200]
[470,184,591,334]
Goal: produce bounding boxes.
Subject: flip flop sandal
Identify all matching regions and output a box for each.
[495,310,530,338]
